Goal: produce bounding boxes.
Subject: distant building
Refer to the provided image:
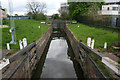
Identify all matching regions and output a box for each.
[47,15,52,19]
[100,2,120,16]
[59,3,69,16]
[98,2,120,26]
[7,16,29,20]
[1,8,7,19]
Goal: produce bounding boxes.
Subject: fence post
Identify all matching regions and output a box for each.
[19,40,23,50]
[7,43,10,50]
[91,39,95,49]
[87,37,91,47]
[23,38,27,48]
[104,42,107,49]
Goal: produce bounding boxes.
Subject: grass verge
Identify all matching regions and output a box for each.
[68,23,119,49]
[2,19,50,49]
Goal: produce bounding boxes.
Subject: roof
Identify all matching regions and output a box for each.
[106,1,120,5]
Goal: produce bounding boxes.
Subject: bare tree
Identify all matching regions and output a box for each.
[27,0,47,15]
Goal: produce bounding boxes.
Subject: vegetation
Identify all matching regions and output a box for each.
[68,2,115,28]
[32,13,47,20]
[51,14,59,19]
[61,12,71,20]
[2,19,50,49]
[68,23,119,49]
[68,2,104,20]
[26,0,47,20]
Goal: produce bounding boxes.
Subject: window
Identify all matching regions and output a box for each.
[112,7,118,11]
[107,7,110,10]
[119,12,120,14]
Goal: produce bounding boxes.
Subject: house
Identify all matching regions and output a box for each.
[101,2,120,16]
[98,1,120,27]
[0,8,7,19]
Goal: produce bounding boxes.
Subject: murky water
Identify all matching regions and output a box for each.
[32,35,84,79]
[41,37,77,78]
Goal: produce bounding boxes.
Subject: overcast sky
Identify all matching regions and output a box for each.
[0,0,120,16]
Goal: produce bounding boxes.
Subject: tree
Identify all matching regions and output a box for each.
[52,14,59,19]
[58,7,71,20]
[27,12,32,16]
[85,3,100,20]
[61,12,70,20]
[26,0,47,15]
[34,13,47,20]
[7,14,10,17]
[68,2,105,22]
[15,14,18,16]
[27,12,32,19]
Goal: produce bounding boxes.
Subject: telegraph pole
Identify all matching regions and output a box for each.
[8,0,16,44]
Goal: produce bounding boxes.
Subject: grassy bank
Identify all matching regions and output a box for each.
[68,23,119,49]
[2,19,50,49]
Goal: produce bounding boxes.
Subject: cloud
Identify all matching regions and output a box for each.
[0,0,67,15]
[43,0,67,15]
[1,0,119,16]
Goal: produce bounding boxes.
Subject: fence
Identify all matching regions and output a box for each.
[65,26,107,79]
[6,16,29,20]
[2,24,108,79]
[2,27,52,78]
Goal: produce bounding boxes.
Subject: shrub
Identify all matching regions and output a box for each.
[32,13,47,20]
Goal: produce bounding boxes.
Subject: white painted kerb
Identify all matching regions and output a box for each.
[102,57,120,75]
[0,59,10,70]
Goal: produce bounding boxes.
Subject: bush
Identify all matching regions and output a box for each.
[52,14,59,19]
[32,13,47,20]
[61,12,71,20]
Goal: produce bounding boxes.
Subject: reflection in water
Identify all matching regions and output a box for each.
[32,36,84,79]
[41,37,77,78]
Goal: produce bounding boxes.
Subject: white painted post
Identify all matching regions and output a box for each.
[38,26,40,28]
[91,39,95,49]
[23,38,27,48]
[19,40,23,50]
[78,25,79,27]
[41,22,45,24]
[104,42,107,49]
[7,43,10,50]
[87,37,91,47]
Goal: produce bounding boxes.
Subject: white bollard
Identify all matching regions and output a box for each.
[7,43,10,50]
[87,37,91,47]
[104,42,107,49]
[41,22,45,24]
[38,26,40,28]
[23,38,27,48]
[91,39,95,49]
[78,25,80,27]
[19,40,23,50]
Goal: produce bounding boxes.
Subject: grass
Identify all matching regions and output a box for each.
[68,23,119,49]
[1,19,50,49]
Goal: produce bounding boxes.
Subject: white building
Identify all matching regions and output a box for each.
[99,2,120,26]
[100,4,120,15]
[59,3,69,16]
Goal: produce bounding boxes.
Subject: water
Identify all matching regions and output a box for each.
[41,37,77,78]
[32,36,84,79]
